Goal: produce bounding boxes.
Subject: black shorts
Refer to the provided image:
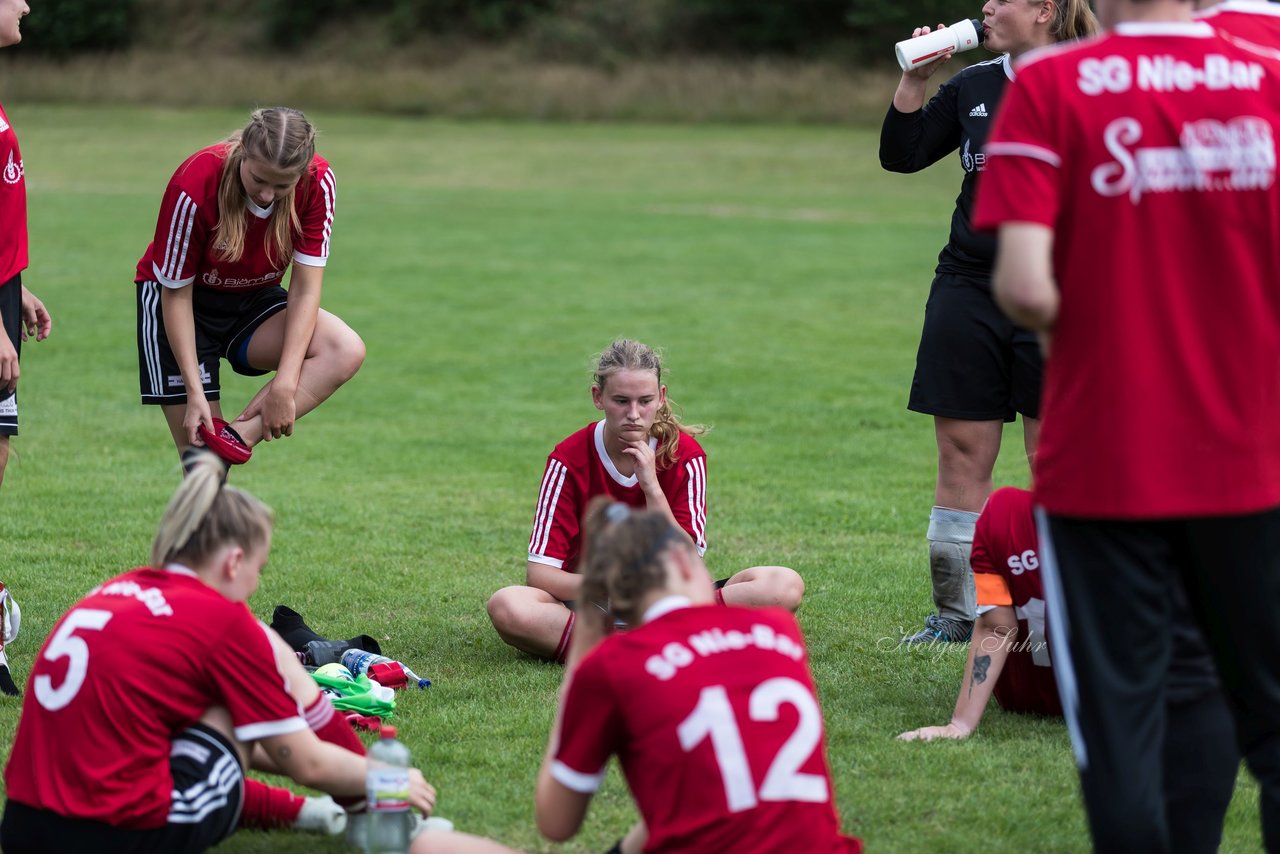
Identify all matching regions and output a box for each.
[0,273,21,436]
[908,271,1042,422]
[0,723,244,854]
[136,281,288,405]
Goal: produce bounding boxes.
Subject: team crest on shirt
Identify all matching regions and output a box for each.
[961,139,987,173]
[3,151,22,186]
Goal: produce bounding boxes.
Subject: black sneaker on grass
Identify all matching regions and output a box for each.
[902,614,973,645]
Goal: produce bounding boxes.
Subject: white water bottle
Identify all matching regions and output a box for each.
[895,19,985,71]
[365,726,413,853]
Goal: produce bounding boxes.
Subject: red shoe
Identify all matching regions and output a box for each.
[198,417,253,465]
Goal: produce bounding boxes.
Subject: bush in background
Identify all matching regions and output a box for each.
[18,0,136,56]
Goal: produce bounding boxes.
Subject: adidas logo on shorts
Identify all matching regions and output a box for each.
[969,103,989,117]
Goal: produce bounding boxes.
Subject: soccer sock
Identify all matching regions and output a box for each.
[714,587,726,607]
[304,693,366,756]
[271,605,328,652]
[927,507,979,623]
[554,610,576,664]
[240,779,305,830]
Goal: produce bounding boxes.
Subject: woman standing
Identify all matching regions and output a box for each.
[879,0,1097,643]
[135,107,364,466]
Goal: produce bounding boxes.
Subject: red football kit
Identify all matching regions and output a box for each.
[552,601,861,854]
[135,144,336,291]
[973,23,1280,518]
[1197,0,1280,48]
[4,566,306,828]
[971,487,1062,716]
[529,421,708,573]
[0,100,27,284]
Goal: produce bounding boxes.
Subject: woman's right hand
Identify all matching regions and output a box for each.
[897,721,972,742]
[183,395,214,447]
[902,24,954,82]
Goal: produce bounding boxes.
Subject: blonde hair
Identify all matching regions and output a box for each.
[1047,0,1099,41]
[579,498,690,627]
[151,451,274,568]
[592,340,707,468]
[213,107,316,267]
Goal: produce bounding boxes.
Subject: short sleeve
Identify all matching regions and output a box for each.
[972,496,1014,607]
[551,650,623,793]
[292,161,336,268]
[663,440,707,556]
[208,611,306,742]
[529,455,578,569]
[149,179,209,289]
[972,61,1063,231]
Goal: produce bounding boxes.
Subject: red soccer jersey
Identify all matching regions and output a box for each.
[0,100,27,284]
[135,144,336,292]
[4,567,306,828]
[528,421,708,573]
[552,602,861,854]
[973,23,1280,518]
[971,487,1062,717]
[1197,0,1280,49]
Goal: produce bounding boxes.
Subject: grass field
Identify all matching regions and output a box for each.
[0,105,1262,852]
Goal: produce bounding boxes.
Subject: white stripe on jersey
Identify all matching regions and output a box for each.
[140,281,164,396]
[550,759,606,794]
[161,192,197,284]
[319,167,337,259]
[685,456,708,555]
[530,459,568,558]
[304,693,335,730]
[985,141,1062,168]
[1035,507,1087,769]
[233,717,308,743]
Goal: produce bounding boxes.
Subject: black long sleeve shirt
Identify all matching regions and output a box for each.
[879,54,1014,283]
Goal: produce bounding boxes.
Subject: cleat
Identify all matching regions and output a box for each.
[902,614,973,645]
[197,417,252,466]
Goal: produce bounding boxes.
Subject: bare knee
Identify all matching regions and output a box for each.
[329,325,366,383]
[726,566,804,611]
[487,586,532,640]
[764,566,805,611]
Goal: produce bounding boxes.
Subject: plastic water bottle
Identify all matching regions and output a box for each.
[342,648,431,689]
[895,19,985,71]
[365,726,413,854]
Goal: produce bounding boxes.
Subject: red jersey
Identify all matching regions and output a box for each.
[973,23,1280,518]
[135,144,336,292]
[552,602,861,854]
[1197,0,1280,49]
[0,100,27,284]
[971,487,1062,717]
[4,567,306,828]
[529,421,708,573]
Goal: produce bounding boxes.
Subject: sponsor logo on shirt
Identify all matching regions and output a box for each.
[1078,54,1264,96]
[0,394,15,417]
[3,151,22,186]
[201,268,283,289]
[1091,115,1276,203]
[961,139,987,173]
[969,102,989,117]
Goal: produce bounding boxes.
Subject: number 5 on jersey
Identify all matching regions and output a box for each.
[34,608,113,712]
[677,676,829,813]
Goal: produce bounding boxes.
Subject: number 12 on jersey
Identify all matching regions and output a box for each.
[677,676,829,813]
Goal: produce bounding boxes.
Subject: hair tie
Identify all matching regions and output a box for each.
[605,502,632,525]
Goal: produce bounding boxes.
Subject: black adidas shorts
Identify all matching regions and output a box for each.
[908,271,1042,422]
[0,273,19,436]
[136,281,288,405]
[0,723,244,854]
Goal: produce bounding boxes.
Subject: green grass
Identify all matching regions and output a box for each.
[0,105,1261,852]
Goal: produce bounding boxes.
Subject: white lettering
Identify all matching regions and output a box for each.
[1080,54,1263,96]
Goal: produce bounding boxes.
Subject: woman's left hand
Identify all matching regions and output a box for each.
[240,381,296,440]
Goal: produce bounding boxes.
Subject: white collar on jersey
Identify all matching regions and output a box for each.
[164,562,198,577]
[1000,53,1015,82]
[1113,21,1215,37]
[594,419,659,488]
[245,198,276,219]
[643,595,692,624]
